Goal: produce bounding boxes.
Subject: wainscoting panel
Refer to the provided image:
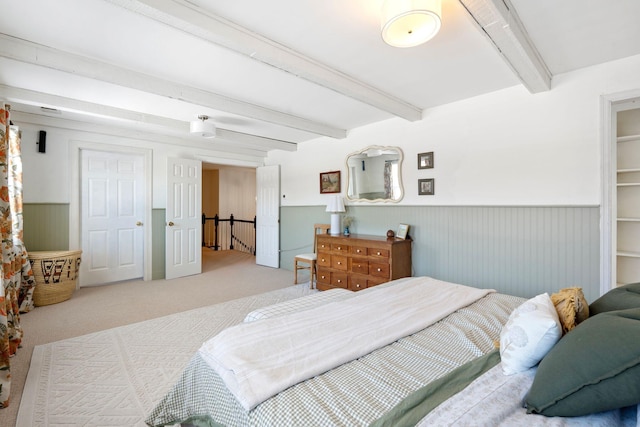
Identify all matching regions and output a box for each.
[23,204,600,300]
[281,205,601,301]
[23,203,70,251]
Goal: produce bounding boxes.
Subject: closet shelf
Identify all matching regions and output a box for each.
[617,134,640,143]
[617,251,640,258]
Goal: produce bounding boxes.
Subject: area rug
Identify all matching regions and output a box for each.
[16,284,314,426]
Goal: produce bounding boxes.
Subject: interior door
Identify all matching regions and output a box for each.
[256,165,280,267]
[81,150,145,286]
[166,157,202,280]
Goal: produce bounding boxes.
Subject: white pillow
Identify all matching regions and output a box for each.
[500,293,562,375]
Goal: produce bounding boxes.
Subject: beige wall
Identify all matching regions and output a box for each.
[217,166,256,220]
[202,169,219,219]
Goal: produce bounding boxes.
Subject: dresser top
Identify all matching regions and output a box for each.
[318,233,409,243]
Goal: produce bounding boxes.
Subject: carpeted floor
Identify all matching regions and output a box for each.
[17,283,314,426]
[1,249,309,427]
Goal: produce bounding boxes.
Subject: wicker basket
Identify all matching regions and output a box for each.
[29,250,82,306]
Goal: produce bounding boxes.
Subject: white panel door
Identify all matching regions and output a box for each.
[256,165,280,267]
[166,158,202,280]
[81,150,145,286]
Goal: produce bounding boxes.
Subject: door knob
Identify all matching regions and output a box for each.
[136,221,143,226]
[168,221,174,226]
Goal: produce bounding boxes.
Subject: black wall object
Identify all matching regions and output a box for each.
[38,130,46,153]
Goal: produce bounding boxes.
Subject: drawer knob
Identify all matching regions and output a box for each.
[377,251,381,255]
[321,275,326,279]
[357,264,361,268]
[338,246,341,250]
[321,258,325,262]
[337,261,342,265]
[356,284,361,288]
[357,249,361,253]
[337,279,342,283]
[377,268,382,272]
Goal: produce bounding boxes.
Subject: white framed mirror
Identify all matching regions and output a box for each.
[345,146,404,203]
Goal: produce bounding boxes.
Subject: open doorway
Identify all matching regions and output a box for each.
[202,163,257,255]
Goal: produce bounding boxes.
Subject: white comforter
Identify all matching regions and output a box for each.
[198,277,493,410]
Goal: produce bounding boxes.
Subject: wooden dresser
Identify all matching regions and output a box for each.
[316,234,412,291]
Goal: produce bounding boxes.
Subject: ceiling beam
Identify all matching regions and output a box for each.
[0,33,346,139]
[11,110,273,164]
[458,0,551,93]
[0,85,297,152]
[105,0,423,121]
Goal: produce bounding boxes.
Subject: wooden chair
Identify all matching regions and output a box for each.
[294,223,331,288]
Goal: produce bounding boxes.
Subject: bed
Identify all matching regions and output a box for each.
[145,277,640,427]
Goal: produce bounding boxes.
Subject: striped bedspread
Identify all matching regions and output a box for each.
[146,283,524,426]
[198,277,493,410]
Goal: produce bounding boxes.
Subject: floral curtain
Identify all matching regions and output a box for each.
[0,104,36,409]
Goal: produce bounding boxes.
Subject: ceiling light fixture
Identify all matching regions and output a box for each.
[381,0,442,48]
[190,115,216,138]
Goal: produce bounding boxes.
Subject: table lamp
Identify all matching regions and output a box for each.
[326,195,345,235]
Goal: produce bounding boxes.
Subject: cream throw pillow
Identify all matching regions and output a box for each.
[500,293,562,375]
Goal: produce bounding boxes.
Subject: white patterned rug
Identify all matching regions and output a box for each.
[17,284,314,426]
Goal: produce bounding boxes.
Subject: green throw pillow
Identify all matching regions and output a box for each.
[525,308,640,417]
[589,282,640,316]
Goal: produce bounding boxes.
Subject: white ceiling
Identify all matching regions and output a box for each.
[1,0,639,163]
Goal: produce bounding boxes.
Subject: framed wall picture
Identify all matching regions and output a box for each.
[418,178,435,195]
[320,170,341,194]
[418,151,434,169]
[397,223,410,240]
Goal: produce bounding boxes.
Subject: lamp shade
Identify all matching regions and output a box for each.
[190,115,216,138]
[326,195,345,235]
[381,0,441,48]
[326,195,345,213]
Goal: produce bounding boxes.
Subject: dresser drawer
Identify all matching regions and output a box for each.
[350,259,369,275]
[349,275,386,291]
[331,255,348,271]
[317,268,331,285]
[366,276,387,287]
[332,243,350,254]
[331,272,348,288]
[369,248,390,258]
[370,262,390,278]
[317,242,331,252]
[349,276,368,291]
[351,245,368,256]
[316,253,331,267]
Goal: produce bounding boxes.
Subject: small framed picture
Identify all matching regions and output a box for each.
[320,170,341,194]
[418,152,434,169]
[418,178,435,195]
[397,223,410,240]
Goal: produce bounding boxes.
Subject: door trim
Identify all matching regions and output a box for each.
[70,140,153,283]
[600,89,640,296]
